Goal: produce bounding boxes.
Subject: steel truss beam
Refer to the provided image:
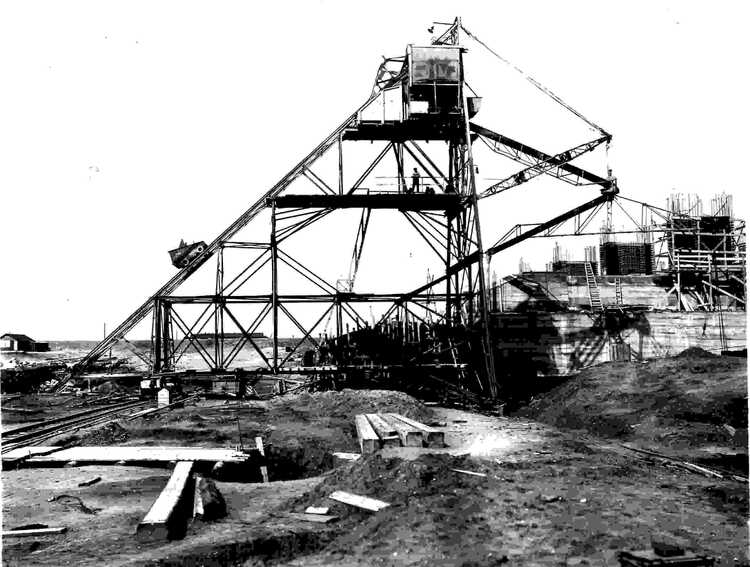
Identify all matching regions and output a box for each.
[471,123,613,191]
[479,135,610,198]
[151,291,465,372]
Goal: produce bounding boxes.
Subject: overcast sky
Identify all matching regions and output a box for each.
[1,1,748,340]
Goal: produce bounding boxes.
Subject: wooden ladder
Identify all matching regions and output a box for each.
[615,277,623,306]
[584,262,603,312]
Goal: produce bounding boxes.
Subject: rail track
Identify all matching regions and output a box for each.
[1,399,151,454]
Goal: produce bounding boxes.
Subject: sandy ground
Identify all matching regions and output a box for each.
[2,350,748,567]
[278,408,748,566]
[3,395,747,566]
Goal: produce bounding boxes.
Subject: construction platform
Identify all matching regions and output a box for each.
[270,193,463,213]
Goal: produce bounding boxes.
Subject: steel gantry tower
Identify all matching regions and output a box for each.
[67,19,619,399]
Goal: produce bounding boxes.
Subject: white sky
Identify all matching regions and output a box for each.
[1,1,748,340]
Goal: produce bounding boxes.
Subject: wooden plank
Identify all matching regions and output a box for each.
[78,476,102,487]
[331,452,361,461]
[328,490,390,512]
[364,414,400,448]
[127,407,158,419]
[354,414,381,454]
[289,513,338,524]
[451,468,487,478]
[192,481,204,519]
[2,527,67,538]
[192,476,226,521]
[2,446,62,465]
[255,437,269,483]
[25,446,250,465]
[136,461,194,542]
[381,414,423,447]
[389,413,445,447]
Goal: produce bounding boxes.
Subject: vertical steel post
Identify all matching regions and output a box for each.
[215,246,224,369]
[460,55,498,398]
[162,301,172,371]
[271,202,279,373]
[338,132,344,195]
[336,298,343,340]
[395,143,405,193]
[446,216,452,322]
[153,299,162,373]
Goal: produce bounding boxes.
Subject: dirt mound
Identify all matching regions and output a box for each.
[268,389,433,422]
[263,390,433,478]
[518,355,748,470]
[285,453,502,565]
[676,346,717,359]
[293,453,486,512]
[78,420,130,445]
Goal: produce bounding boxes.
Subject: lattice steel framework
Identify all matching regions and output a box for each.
[67,18,625,398]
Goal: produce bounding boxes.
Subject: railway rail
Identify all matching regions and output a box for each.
[1,399,151,454]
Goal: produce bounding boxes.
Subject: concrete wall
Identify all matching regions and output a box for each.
[497,272,675,311]
[492,310,746,376]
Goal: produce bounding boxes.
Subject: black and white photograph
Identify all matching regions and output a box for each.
[1,2,747,565]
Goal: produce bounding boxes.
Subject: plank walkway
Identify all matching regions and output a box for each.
[23,446,250,465]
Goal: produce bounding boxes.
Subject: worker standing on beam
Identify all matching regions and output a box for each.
[411,168,420,193]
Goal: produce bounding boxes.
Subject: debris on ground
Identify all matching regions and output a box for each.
[47,494,100,515]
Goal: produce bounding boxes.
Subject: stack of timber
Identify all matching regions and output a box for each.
[355,413,444,454]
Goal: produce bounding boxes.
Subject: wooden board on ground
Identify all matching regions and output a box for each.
[25,446,250,466]
[364,414,401,448]
[354,414,381,454]
[2,446,62,466]
[127,407,158,419]
[137,461,194,542]
[192,476,226,522]
[389,413,445,447]
[289,513,339,524]
[331,452,361,462]
[2,527,67,538]
[328,490,390,512]
[381,414,423,447]
[255,437,269,483]
[451,468,487,478]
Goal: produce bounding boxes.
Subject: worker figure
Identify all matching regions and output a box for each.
[411,168,420,193]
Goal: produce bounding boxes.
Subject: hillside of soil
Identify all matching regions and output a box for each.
[517,348,748,473]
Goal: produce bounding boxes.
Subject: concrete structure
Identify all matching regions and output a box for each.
[494,271,747,312]
[493,310,746,376]
[0,333,49,353]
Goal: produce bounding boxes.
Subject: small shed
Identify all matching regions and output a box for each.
[0,333,49,352]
